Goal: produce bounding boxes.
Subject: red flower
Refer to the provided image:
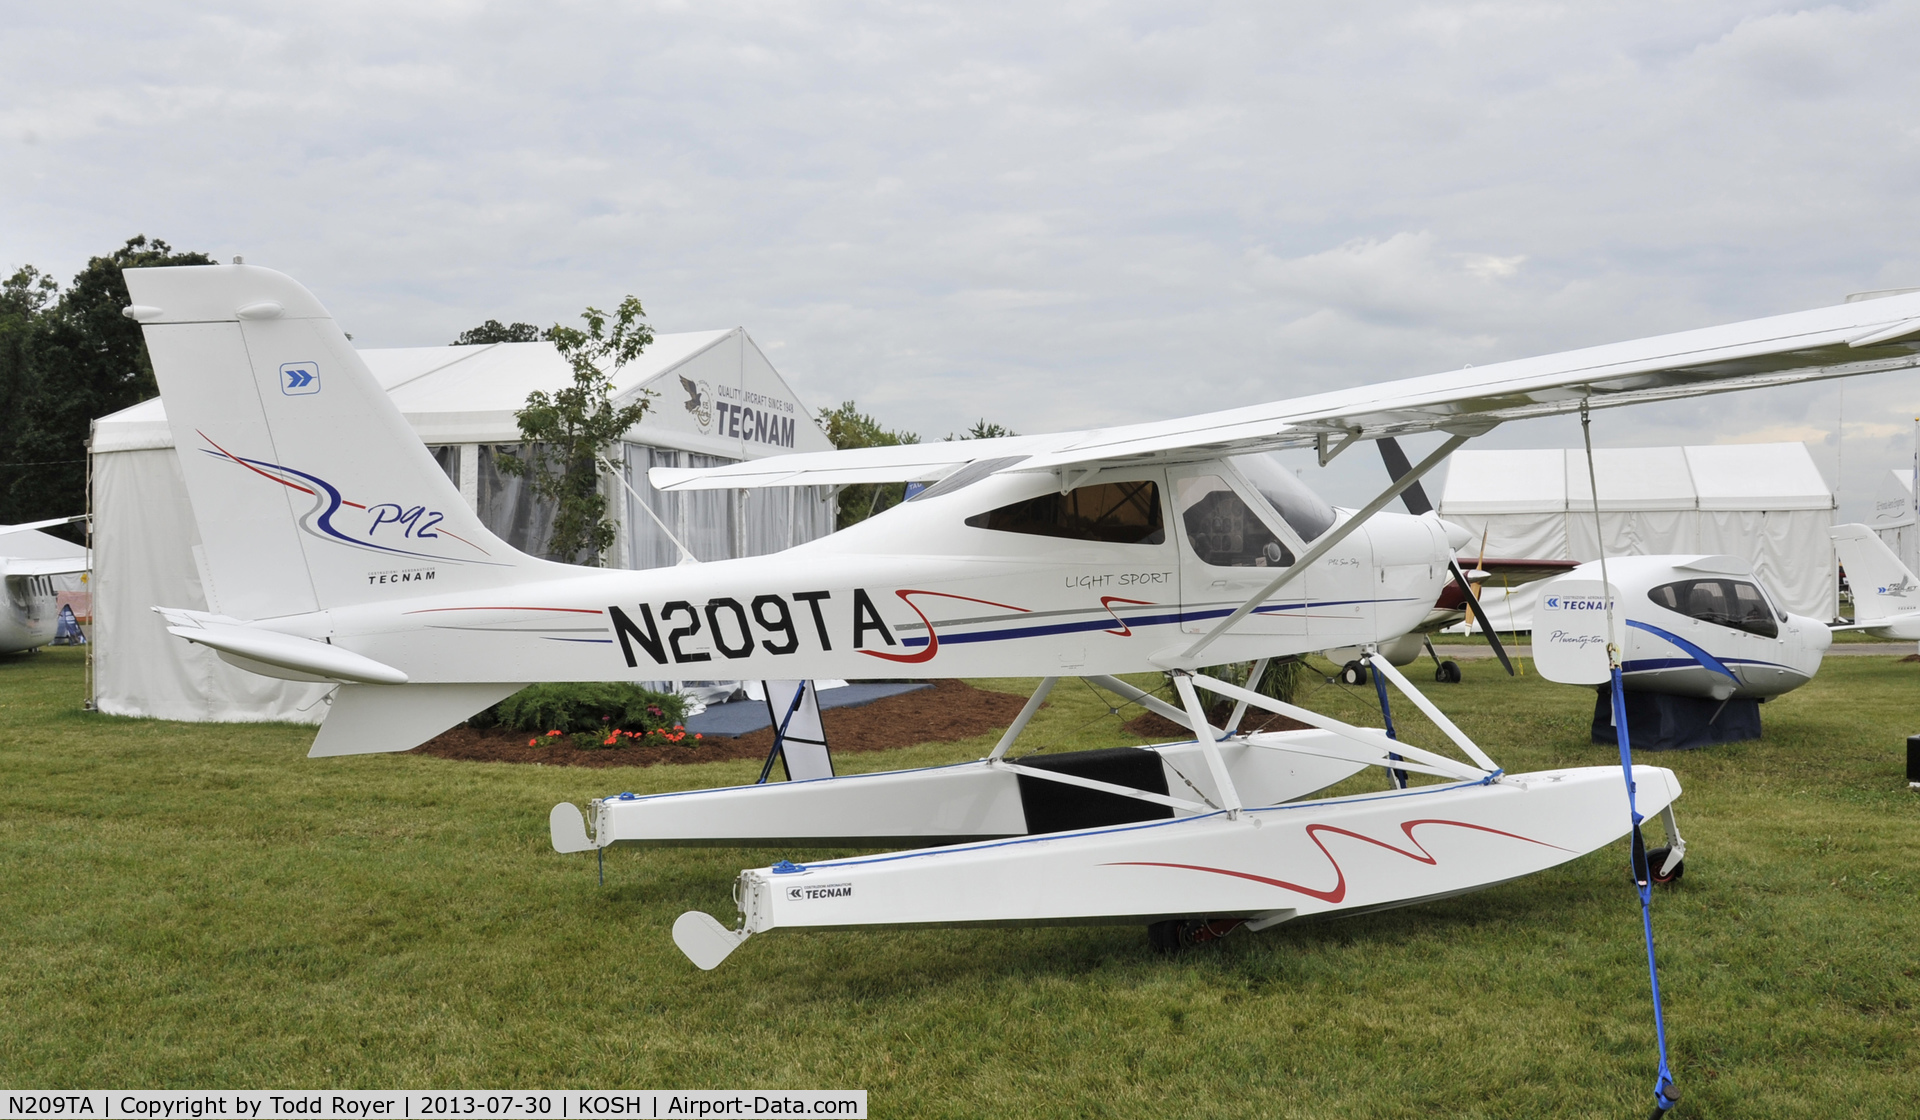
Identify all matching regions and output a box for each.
[546,729,563,737]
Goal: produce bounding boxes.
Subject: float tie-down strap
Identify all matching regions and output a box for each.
[1586,400,1679,1119]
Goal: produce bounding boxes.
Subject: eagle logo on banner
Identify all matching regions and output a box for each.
[680,375,714,431]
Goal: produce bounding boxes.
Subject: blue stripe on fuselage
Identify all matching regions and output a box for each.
[897,598,1415,648]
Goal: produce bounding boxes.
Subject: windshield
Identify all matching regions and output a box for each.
[1232,453,1336,542]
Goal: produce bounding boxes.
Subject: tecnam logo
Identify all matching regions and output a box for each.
[1544,595,1611,611]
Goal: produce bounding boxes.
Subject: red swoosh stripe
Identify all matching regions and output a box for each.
[860,589,1030,664]
[1108,818,1568,904]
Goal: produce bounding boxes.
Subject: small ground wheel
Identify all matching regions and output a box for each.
[1646,846,1685,884]
[1340,660,1369,686]
[1434,660,1462,684]
[1147,918,1247,953]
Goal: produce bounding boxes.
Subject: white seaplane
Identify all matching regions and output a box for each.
[122,264,1920,968]
[2,516,88,655]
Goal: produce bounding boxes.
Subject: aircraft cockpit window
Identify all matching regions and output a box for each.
[1175,476,1295,568]
[1647,578,1779,639]
[1232,453,1337,542]
[965,479,1165,545]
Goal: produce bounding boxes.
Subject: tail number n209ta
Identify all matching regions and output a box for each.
[606,589,899,666]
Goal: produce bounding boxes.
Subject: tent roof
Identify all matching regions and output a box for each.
[92,328,834,458]
[1439,442,1833,515]
[0,526,86,560]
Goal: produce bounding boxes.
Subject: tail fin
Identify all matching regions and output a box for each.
[1830,523,1920,626]
[124,264,556,620]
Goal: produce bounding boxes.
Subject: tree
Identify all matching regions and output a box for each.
[0,267,59,520]
[951,419,1017,440]
[0,236,213,532]
[818,400,919,529]
[451,320,544,345]
[496,297,653,564]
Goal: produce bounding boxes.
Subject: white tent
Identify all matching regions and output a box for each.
[1437,442,1837,630]
[1870,468,1915,573]
[89,329,836,723]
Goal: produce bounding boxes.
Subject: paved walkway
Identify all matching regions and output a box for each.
[685,682,933,738]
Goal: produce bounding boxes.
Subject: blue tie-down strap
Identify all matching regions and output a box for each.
[771,860,808,874]
[1369,665,1409,790]
[1612,666,1680,1118]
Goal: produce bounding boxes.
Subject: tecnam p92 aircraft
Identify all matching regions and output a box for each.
[123,264,1920,967]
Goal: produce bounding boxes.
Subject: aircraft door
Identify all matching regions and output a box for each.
[1169,467,1309,640]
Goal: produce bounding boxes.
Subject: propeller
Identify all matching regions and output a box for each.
[1377,437,1515,676]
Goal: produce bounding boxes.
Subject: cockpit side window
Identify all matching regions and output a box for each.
[1232,453,1337,542]
[1647,578,1779,639]
[965,479,1165,545]
[1175,475,1295,568]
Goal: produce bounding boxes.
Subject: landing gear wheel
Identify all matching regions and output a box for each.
[1147,919,1184,954]
[1340,660,1369,686]
[1645,846,1685,885]
[1434,660,1462,684]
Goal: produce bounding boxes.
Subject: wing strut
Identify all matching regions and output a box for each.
[1177,430,1477,664]
[1172,671,1242,817]
[986,676,1057,760]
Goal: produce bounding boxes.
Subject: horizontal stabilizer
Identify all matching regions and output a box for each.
[162,618,409,685]
[309,681,524,757]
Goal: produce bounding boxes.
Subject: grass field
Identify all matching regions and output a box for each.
[3,647,1917,1117]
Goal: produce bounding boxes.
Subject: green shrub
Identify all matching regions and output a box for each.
[471,682,687,734]
[1181,657,1305,706]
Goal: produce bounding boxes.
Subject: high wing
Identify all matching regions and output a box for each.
[0,515,87,537]
[650,435,1048,491]
[651,291,1920,492]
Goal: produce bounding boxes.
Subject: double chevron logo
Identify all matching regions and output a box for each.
[280,361,320,396]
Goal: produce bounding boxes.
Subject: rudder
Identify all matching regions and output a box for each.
[1831,523,1920,626]
[125,264,556,619]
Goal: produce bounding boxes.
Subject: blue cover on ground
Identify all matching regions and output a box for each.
[686,682,934,738]
[1590,684,1761,750]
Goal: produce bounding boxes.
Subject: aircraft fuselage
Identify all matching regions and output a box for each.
[237,463,1453,683]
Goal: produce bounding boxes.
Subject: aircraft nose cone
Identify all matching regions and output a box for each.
[1438,518,1475,551]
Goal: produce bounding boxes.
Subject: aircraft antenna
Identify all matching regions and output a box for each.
[1581,399,1681,1119]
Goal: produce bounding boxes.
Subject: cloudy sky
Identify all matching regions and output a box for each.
[7,1,1920,517]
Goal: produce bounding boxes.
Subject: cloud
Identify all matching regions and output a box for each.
[3,0,1920,525]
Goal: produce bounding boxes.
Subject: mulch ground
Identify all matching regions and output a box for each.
[409,679,1033,769]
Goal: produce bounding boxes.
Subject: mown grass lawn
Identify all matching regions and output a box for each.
[2,646,1917,1117]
